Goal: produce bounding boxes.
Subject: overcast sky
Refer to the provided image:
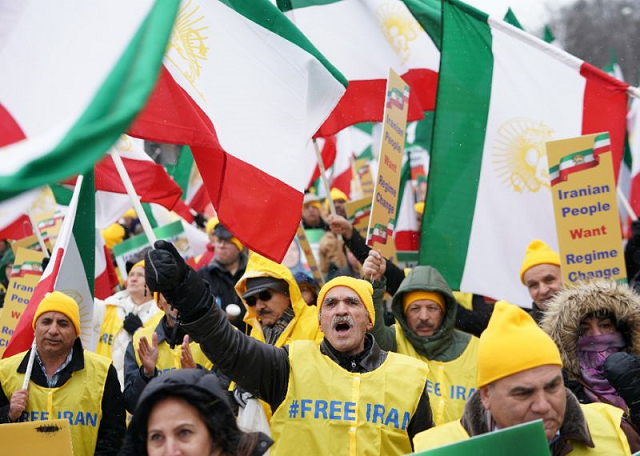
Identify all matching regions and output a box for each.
[463,0,578,31]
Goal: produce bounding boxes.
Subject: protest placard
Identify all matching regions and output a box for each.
[366,68,410,260]
[352,157,375,199]
[0,248,44,356]
[413,420,549,455]
[10,235,42,253]
[546,132,626,284]
[112,221,194,278]
[294,224,324,286]
[0,419,73,455]
[346,198,372,240]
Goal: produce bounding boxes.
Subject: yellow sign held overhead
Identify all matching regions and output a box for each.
[546,132,626,284]
[366,68,410,260]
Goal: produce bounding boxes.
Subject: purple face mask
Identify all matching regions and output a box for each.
[576,332,627,411]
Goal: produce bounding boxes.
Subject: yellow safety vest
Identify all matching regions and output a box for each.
[413,402,631,455]
[133,323,214,373]
[95,305,162,358]
[270,341,430,456]
[395,327,479,426]
[0,350,111,456]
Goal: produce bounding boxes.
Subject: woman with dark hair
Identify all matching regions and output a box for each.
[120,369,272,456]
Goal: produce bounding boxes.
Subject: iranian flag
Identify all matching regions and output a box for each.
[395,160,420,252]
[628,80,640,220]
[419,0,630,307]
[0,1,179,201]
[130,0,347,262]
[4,174,96,358]
[168,146,210,214]
[278,0,440,137]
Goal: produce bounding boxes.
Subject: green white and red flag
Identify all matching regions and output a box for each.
[628,78,640,222]
[0,189,40,240]
[419,0,630,307]
[4,174,96,358]
[0,1,179,201]
[277,0,440,137]
[130,0,347,262]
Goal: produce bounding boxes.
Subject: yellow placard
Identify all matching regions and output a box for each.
[546,132,626,284]
[345,197,372,240]
[0,419,73,455]
[295,224,324,286]
[10,235,43,255]
[352,158,374,199]
[0,248,44,357]
[366,68,409,259]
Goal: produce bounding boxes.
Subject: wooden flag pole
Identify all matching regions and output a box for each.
[110,150,157,244]
[313,139,336,217]
[27,210,50,258]
[21,340,37,390]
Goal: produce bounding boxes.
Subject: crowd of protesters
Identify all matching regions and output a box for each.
[0,198,639,456]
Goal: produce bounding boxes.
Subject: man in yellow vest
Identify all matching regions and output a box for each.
[93,260,161,389]
[363,249,479,425]
[122,292,214,414]
[145,240,434,455]
[413,301,635,455]
[0,291,125,455]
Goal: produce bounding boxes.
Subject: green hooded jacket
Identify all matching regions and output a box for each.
[370,266,471,362]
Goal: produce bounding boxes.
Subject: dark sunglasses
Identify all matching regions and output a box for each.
[245,290,273,306]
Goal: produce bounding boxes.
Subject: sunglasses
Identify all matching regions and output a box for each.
[245,290,273,306]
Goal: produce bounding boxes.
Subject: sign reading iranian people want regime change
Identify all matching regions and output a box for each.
[547,132,626,284]
[366,68,410,259]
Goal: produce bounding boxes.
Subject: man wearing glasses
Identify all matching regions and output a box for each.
[363,250,479,427]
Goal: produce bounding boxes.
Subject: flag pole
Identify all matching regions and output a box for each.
[26,211,50,258]
[110,150,157,244]
[21,340,37,390]
[617,187,638,221]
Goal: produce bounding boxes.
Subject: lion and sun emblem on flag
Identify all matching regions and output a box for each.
[165,0,209,102]
[376,0,420,64]
[493,118,555,193]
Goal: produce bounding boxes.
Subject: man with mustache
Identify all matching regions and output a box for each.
[363,250,479,426]
[145,240,434,455]
[414,301,635,455]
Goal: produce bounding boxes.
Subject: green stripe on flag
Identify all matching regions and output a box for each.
[75,171,95,296]
[0,1,180,200]
[277,0,343,12]
[404,0,442,50]
[419,0,493,287]
[166,146,195,201]
[221,0,347,88]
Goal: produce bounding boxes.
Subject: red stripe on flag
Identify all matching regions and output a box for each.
[0,103,26,147]
[331,167,352,197]
[187,185,210,214]
[3,248,64,358]
[94,245,119,300]
[395,230,420,252]
[314,69,436,138]
[0,214,32,240]
[129,67,218,148]
[198,148,302,262]
[308,136,337,187]
[580,62,629,183]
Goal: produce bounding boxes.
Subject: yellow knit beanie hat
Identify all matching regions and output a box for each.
[205,217,219,235]
[477,301,562,388]
[317,276,375,325]
[32,291,81,336]
[520,239,560,284]
[101,223,125,250]
[130,260,145,274]
[403,290,445,314]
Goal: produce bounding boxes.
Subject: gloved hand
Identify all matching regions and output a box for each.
[604,352,640,424]
[145,240,211,322]
[122,313,143,335]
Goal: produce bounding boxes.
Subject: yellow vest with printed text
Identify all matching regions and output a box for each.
[413,402,631,455]
[0,349,111,456]
[270,341,430,456]
[395,327,479,425]
[133,323,213,373]
[96,305,162,358]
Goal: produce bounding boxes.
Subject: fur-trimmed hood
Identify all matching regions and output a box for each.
[541,280,640,381]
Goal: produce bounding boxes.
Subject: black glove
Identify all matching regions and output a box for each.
[145,240,211,321]
[122,313,143,335]
[604,352,640,424]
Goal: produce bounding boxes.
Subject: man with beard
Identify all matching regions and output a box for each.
[122,292,214,414]
[198,223,248,331]
[145,240,434,455]
[520,239,563,324]
[363,250,479,426]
